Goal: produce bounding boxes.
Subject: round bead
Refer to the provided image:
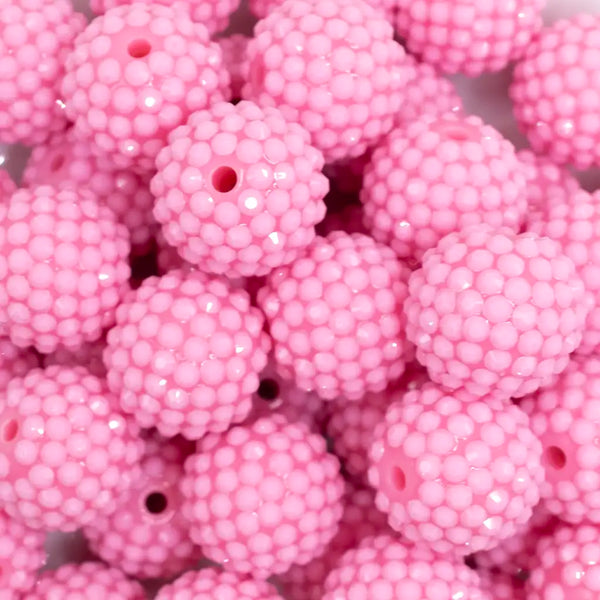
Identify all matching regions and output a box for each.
[257,231,413,401]
[0,366,144,531]
[180,413,345,578]
[368,383,544,555]
[0,185,131,353]
[243,0,411,162]
[218,34,251,101]
[405,226,589,399]
[151,101,328,278]
[511,14,600,169]
[61,3,229,173]
[0,0,85,145]
[105,269,270,440]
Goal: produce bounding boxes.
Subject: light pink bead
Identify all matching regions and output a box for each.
[152,101,328,278]
[22,128,157,255]
[316,204,368,237]
[43,337,107,378]
[105,269,270,440]
[0,185,130,353]
[258,231,414,401]
[0,170,16,202]
[61,3,229,173]
[369,383,544,555]
[511,14,600,169]
[361,114,527,263]
[478,570,526,600]
[218,34,251,101]
[22,562,145,600]
[396,0,545,76]
[180,413,345,578]
[0,0,85,145]
[0,510,46,599]
[156,568,282,600]
[0,366,144,531]
[243,0,411,162]
[405,226,589,399]
[323,533,491,600]
[0,338,39,391]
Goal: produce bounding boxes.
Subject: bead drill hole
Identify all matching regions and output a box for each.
[546,445,566,470]
[145,491,168,514]
[1,419,18,442]
[391,466,406,491]
[128,39,151,59]
[50,154,65,172]
[212,166,238,193]
[258,378,280,401]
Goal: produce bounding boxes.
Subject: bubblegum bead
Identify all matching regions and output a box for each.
[61,3,229,173]
[511,14,600,169]
[218,34,251,101]
[323,533,490,600]
[22,562,145,600]
[22,129,157,255]
[0,185,131,353]
[368,383,544,555]
[404,226,589,399]
[361,114,527,263]
[105,269,270,440]
[0,366,144,531]
[257,231,413,401]
[0,170,16,202]
[243,0,411,162]
[156,568,282,600]
[151,101,329,278]
[180,413,345,578]
[0,0,85,145]
[395,0,545,76]
[43,337,107,378]
[0,510,46,599]
[0,338,39,391]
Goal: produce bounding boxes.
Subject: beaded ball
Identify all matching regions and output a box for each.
[361,114,527,263]
[0,0,85,145]
[511,14,600,170]
[404,226,589,399]
[243,0,411,162]
[0,185,130,353]
[369,382,544,555]
[218,34,251,102]
[257,231,413,401]
[180,412,345,578]
[61,3,229,173]
[151,100,328,278]
[395,0,545,76]
[105,269,270,440]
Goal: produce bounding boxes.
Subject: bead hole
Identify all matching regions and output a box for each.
[50,154,65,172]
[128,39,152,59]
[144,491,168,514]
[391,466,406,491]
[258,378,280,401]
[1,418,18,443]
[546,445,566,470]
[212,166,238,193]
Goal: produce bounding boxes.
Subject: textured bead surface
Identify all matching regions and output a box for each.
[0,185,130,353]
[405,226,588,399]
[396,0,545,76]
[156,568,282,600]
[0,366,144,531]
[62,3,229,173]
[323,533,490,599]
[243,0,410,162]
[511,14,600,169]
[369,383,544,555]
[218,34,251,101]
[22,561,146,600]
[105,269,270,440]
[361,114,527,263]
[249,0,397,22]
[0,338,38,391]
[181,413,344,578]
[0,0,85,145]
[258,231,413,400]
[152,101,328,278]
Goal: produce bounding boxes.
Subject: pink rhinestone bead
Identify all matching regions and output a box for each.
[218,34,251,101]
[361,114,527,263]
[22,128,157,256]
[61,3,229,173]
[22,562,145,600]
[105,269,270,440]
[0,0,85,145]
[152,101,328,278]
[0,338,39,391]
[368,383,544,555]
[0,509,46,598]
[511,14,600,169]
[156,568,282,600]
[0,366,144,531]
[478,570,526,600]
[243,0,411,162]
[323,533,491,600]
[180,413,345,578]
[0,169,16,202]
[257,231,413,401]
[396,0,545,76]
[404,226,589,399]
[0,185,130,353]
[43,337,107,378]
